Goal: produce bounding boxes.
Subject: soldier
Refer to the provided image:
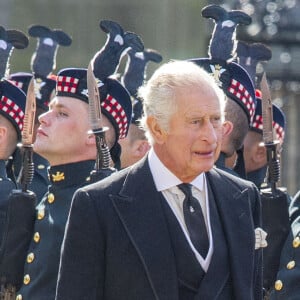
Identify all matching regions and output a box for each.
[118,98,150,168]
[9,72,56,200]
[119,48,162,168]
[235,40,290,297]
[0,26,28,300]
[9,24,72,201]
[189,4,256,178]
[0,80,26,299]
[269,194,300,299]
[15,19,139,300]
[15,66,132,300]
[269,160,300,300]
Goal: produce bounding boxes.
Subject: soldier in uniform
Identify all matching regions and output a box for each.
[189,4,256,178]
[15,19,139,300]
[0,80,26,298]
[269,191,300,299]
[15,67,132,300]
[9,72,56,200]
[235,40,291,298]
[119,48,162,168]
[0,26,28,300]
[9,24,72,201]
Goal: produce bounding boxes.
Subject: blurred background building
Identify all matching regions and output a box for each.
[1,0,300,194]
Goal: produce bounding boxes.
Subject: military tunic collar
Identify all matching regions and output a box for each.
[246,166,267,189]
[48,160,95,188]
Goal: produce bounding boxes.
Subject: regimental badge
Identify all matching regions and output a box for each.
[209,64,226,86]
[83,77,104,99]
[81,88,88,98]
[51,171,65,182]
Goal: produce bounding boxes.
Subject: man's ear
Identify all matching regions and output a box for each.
[86,133,96,146]
[254,143,267,164]
[222,120,234,137]
[146,116,166,144]
[132,139,151,159]
[0,126,7,142]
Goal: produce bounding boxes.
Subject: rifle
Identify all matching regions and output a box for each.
[260,73,290,294]
[0,78,36,295]
[87,62,116,182]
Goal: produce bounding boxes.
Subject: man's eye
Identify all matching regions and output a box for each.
[58,111,68,117]
[211,117,222,127]
[211,116,221,123]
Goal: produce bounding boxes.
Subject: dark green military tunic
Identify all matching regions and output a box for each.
[269,192,300,300]
[16,160,95,300]
[29,153,50,203]
[14,151,50,202]
[215,152,241,177]
[0,160,16,268]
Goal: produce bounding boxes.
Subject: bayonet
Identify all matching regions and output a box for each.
[17,78,36,192]
[259,73,290,291]
[87,62,107,132]
[260,72,280,193]
[261,72,275,144]
[87,62,114,180]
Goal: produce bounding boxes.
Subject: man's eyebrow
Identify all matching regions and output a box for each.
[49,102,68,110]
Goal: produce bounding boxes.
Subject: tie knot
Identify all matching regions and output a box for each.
[177,183,193,197]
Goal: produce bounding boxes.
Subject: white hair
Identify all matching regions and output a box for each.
[138,60,226,145]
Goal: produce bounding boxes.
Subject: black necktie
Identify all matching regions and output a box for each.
[178,183,209,258]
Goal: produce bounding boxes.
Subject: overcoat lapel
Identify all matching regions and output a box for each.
[110,157,179,300]
[206,168,256,300]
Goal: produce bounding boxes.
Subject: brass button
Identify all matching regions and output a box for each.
[275,280,283,291]
[33,232,40,243]
[16,295,22,300]
[48,193,55,204]
[37,209,45,220]
[38,164,45,169]
[287,260,296,270]
[27,252,35,263]
[293,236,300,248]
[23,274,30,285]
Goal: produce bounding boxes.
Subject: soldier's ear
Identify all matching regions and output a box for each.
[0,125,7,140]
[222,120,233,137]
[132,139,151,159]
[254,143,267,164]
[86,133,96,146]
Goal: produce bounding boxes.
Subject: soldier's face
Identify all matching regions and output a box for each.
[34,96,91,165]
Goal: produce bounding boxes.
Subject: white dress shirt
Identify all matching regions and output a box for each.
[148,148,213,271]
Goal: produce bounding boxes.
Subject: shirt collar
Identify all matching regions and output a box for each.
[148,148,204,192]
